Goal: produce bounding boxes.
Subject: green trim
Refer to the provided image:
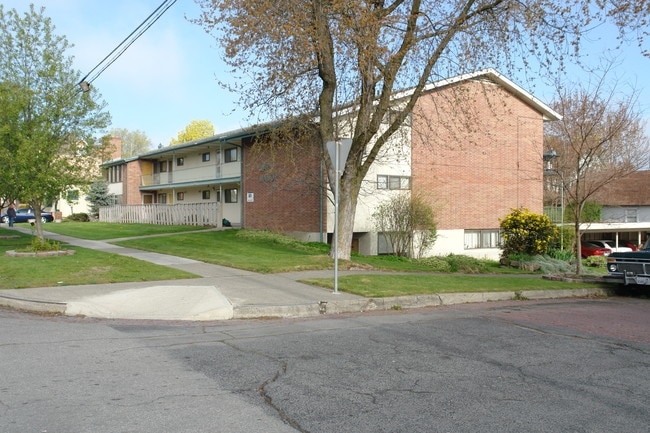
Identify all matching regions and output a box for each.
[139,176,241,191]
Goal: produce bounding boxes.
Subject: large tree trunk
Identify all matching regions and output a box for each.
[331,170,362,261]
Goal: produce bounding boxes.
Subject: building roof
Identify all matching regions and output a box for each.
[595,170,650,206]
[102,69,559,167]
[395,68,562,121]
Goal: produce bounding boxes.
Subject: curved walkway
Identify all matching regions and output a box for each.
[0,227,612,321]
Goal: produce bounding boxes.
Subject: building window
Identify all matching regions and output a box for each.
[625,208,638,223]
[464,230,501,249]
[202,190,211,200]
[225,188,238,203]
[108,165,122,183]
[202,152,210,162]
[177,157,184,166]
[66,190,79,202]
[159,161,168,172]
[158,193,167,204]
[377,175,410,190]
[225,147,238,163]
[176,192,184,201]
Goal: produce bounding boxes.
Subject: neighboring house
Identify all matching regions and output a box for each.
[582,170,650,248]
[100,69,559,259]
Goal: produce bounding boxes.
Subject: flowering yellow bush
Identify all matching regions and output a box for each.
[499,208,558,258]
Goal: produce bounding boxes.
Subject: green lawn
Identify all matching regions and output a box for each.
[300,274,612,297]
[1,223,615,296]
[0,228,197,289]
[41,221,205,240]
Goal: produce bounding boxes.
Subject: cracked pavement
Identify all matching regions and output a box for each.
[1,297,649,432]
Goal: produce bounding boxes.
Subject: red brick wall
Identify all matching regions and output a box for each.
[123,161,145,205]
[412,80,544,230]
[242,130,325,232]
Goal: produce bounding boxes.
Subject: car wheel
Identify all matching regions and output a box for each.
[41,216,48,223]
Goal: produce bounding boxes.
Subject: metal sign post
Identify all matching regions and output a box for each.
[326,139,352,294]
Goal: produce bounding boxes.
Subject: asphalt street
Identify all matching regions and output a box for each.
[1,296,648,432]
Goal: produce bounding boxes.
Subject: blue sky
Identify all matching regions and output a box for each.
[4,0,649,147]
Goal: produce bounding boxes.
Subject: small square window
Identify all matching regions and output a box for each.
[377,175,388,189]
[225,148,238,163]
[177,157,184,166]
[202,152,210,162]
[389,176,401,190]
[176,192,184,201]
[202,190,210,200]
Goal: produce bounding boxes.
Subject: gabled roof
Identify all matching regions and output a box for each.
[102,69,558,167]
[594,170,650,206]
[393,68,562,121]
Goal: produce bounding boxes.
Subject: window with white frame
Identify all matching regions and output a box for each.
[202,152,210,162]
[377,175,410,190]
[625,208,638,222]
[202,190,210,200]
[158,193,167,204]
[177,157,184,166]
[464,229,501,249]
[176,192,184,201]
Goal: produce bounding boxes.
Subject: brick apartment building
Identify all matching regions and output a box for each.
[101,69,560,259]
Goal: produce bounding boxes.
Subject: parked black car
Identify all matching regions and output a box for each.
[1,208,54,224]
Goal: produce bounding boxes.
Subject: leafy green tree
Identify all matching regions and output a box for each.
[500,208,558,259]
[109,128,152,157]
[372,193,437,258]
[85,180,114,218]
[0,5,110,239]
[170,120,215,145]
[196,0,649,261]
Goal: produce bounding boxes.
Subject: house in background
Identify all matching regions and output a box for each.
[100,69,559,259]
[581,170,650,248]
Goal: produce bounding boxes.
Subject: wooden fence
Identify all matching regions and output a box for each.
[99,203,220,226]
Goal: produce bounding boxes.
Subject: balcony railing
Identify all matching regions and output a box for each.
[141,164,228,186]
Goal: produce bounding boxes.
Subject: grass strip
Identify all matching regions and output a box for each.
[300,274,612,297]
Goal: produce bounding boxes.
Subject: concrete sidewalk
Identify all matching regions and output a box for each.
[0,227,612,321]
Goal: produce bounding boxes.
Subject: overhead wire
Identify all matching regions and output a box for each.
[78,0,178,91]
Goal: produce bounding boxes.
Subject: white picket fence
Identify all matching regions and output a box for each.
[99,203,220,226]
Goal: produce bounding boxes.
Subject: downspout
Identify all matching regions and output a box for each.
[240,141,244,228]
[219,142,224,227]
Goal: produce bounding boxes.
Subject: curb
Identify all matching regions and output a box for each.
[1,288,614,320]
[0,294,67,314]
[232,288,613,320]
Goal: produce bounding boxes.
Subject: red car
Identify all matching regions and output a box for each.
[581,242,612,258]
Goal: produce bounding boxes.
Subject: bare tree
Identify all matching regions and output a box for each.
[109,128,152,158]
[195,0,650,260]
[545,71,649,274]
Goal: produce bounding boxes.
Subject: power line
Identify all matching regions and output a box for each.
[78,0,178,92]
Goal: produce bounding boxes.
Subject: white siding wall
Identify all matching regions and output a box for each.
[327,117,413,233]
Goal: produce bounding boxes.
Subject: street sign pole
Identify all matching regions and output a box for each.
[326,139,352,295]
